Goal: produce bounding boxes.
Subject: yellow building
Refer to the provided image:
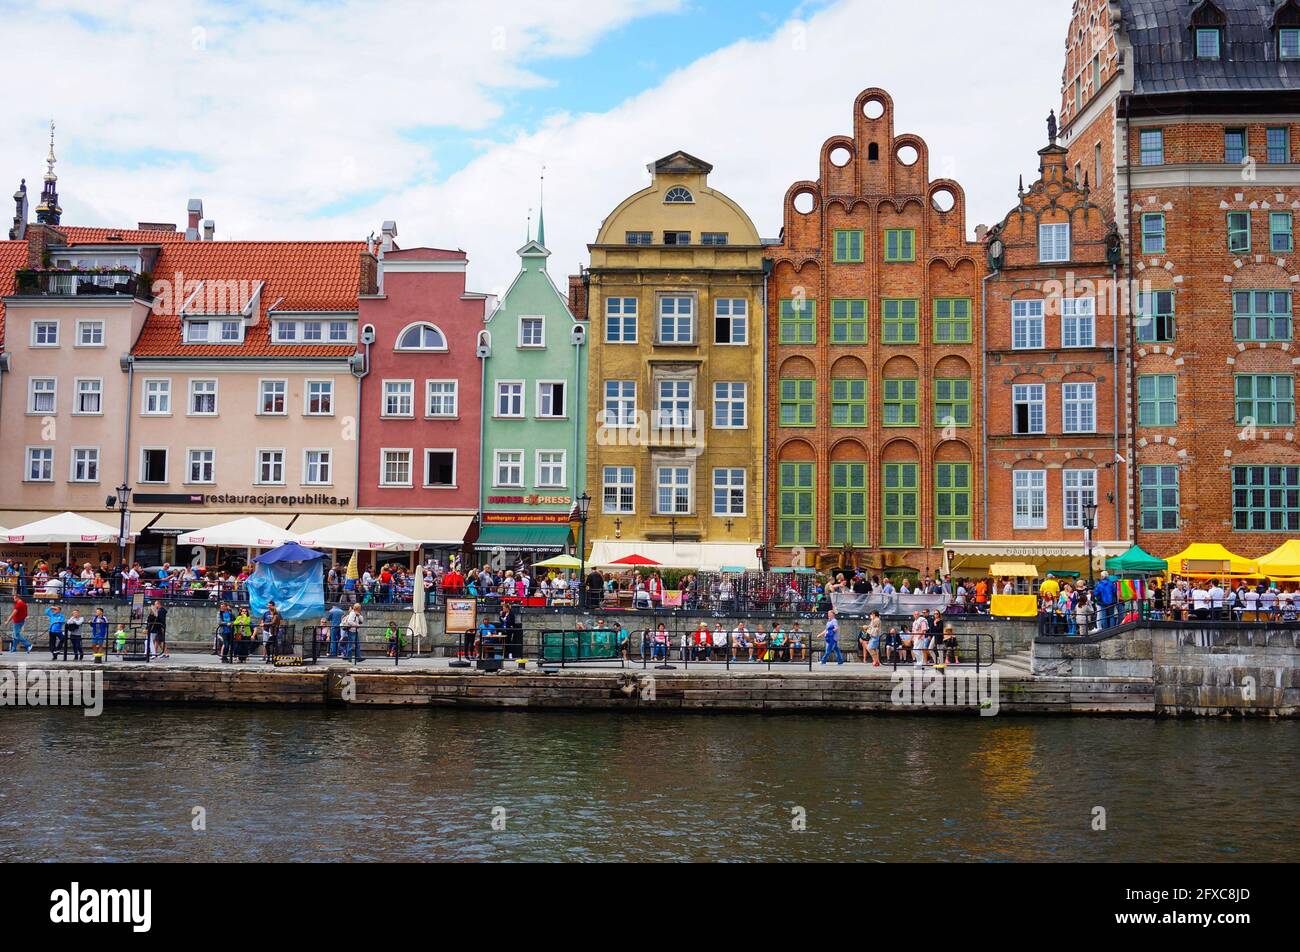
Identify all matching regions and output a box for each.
[583,152,766,571]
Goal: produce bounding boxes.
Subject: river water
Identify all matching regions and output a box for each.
[1,707,1295,862]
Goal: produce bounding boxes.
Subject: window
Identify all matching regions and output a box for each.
[1013,470,1047,529]
[187,449,215,484]
[1196,28,1221,60]
[381,449,413,487]
[779,298,816,344]
[74,378,102,415]
[519,317,545,348]
[1228,212,1252,253]
[28,378,55,414]
[189,379,217,416]
[275,321,298,342]
[1138,374,1178,427]
[1233,290,1292,341]
[831,299,868,344]
[833,229,864,263]
[1282,28,1300,60]
[603,466,636,514]
[1094,142,1103,184]
[140,448,168,484]
[1062,382,1097,433]
[658,295,694,343]
[605,297,638,343]
[1139,129,1164,166]
[76,320,104,347]
[257,449,285,485]
[1236,374,1295,426]
[1136,291,1176,343]
[1271,212,1294,253]
[1013,384,1046,434]
[831,378,867,427]
[830,463,867,546]
[537,381,566,418]
[495,381,523,418]
[714,298,748,344]
[882,298,919,344]
[424,450,457,488]
[1063,469,1097,530]
[713,382,747,429]
[1225,128,1247,164]
[380,380,414,418]
[31,321,59,347]
[25,447,53,482]
[884,229,915,262]
[1268,127,1291,164]
[1233,466,1300,531]
[69,447,98,483]
[934,378,971,427]
[779,378,815,426]
[934,462,971,543]
[183,320,242,343]
[1141,465,1180,531]
[655,379,692,428]
[143,379,171,415]
[494,450,523,487]
[1091,53,1101,90]
[656,466,692,515]
[304,450,332,486]
[664,186,693,204]
[626,232,653,245]
[259,380,287,415]
[329,321,353,342]
[1012,300,1045,350]
[700,232,729,246]
[1142,213,1166,254]
[602,381,636,427]
[1039,222,1070,262]
[426,381,458,418]
[663,231,691,246]
[933,298,971,344]
[713,468,746,516]
[882,463,919,548]
[305,380,334,416]
[396,323,447,351]
[537,451,566,488]
[883,378,919,427]
[1062,296,1095,348]
[778,462,815,545]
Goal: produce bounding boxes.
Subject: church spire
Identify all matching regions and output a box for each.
[35,120,62,226]
[536,166,546,248]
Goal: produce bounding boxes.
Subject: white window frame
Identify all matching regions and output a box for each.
[426,380,459,418]
[255,448,287,486]
[605,297,638,344]
[28,377,56,415]
[657,294,696,345]
[379,448,414,488]
[712,381,747,429]
[1013,470,1047,529]
[655,378,693,429]
[655,465,694,515]
[139,447,169,484]
[73,377,103,416]
[304,379,335,417]
[30,320,59,348]
[303,448,333,486]
[258,379,288,416]
[1062,382,1097,434]
[518,315,546,349]
[142,378,172,416]
[186,448,216,485]
[493,449,525,488]
[184,319,244,344]
[423,448,458,489]
[1013,383,1046,435]
[75,320,105,348]
[1061,296,1096,348]
[381,379,415,419]
[714,298,749,345]
[188,378,219,417]
[1039,222,1070,263]
[495,380,525,418]
[1063,469,1098,530]
[536,380,567,419]
[536,450,567,489]
[25,446,54,482]
[395,322,448,352]
[603,466,636,514]
[69,446,100,484]
[602,380,637,428]
[1011,300,1045,350]
[712,467,747,517]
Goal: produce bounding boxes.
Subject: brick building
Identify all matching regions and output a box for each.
[766,89,984,576]
[1059,0,1300,559]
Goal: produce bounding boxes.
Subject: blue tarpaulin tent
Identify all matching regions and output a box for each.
[247,543,327,620]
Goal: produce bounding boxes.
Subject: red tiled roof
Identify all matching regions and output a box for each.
[0,240,31,350]
[134,241,365,358]
[57,226,187,245]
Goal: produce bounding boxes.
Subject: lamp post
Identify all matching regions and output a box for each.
[576,492,591,609]
[1083,498,1099,592]
[109,484,131,596]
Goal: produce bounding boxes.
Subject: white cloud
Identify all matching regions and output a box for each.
[2,0,1071,297]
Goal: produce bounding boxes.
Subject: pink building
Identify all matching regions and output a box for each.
[357,236,494,555]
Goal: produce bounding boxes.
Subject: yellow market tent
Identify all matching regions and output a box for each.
[1254,540,1300,579]
[1165,543,1259,578]
[990,562,1039,577]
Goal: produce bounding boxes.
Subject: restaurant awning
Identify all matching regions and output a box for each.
[358,514,474,546]
[473,524,571,552]
[177,517,295,548]
[990,562,1039,578]
[5,512,127,543]
[587,540,762,572]
[152,511,296,533]
[293,517,420,551]
[944,540,1127,576]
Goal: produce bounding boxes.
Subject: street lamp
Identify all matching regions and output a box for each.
[576,492,591,609]
[1083,498,1099,592]
[107,484,131,595]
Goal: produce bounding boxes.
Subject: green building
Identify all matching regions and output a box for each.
[478,223,586,565]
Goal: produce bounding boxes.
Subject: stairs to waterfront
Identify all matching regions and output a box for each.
[998,647,1034,677]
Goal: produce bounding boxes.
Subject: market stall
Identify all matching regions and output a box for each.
[1164,543,1259,579]
[989,562,1040,617]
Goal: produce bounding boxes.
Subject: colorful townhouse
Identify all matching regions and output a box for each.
[1059,0,1300,559]
[478,219,586,562]
[581,152,766,571]
[356,228,494,562]
[765,89,985,577]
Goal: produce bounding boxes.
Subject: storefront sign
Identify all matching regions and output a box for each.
[486,495,572,507]
[132,493,350,508]
[480,512,573,525]
[445,598,477,634]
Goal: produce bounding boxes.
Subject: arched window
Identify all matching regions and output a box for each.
[396,322,448,352]
[664,186,694,204]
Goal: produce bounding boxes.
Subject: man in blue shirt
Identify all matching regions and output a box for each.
[46,605,66,659]
[327,604,344,657]
[1093,571,1117,630]
[820,610,844,665]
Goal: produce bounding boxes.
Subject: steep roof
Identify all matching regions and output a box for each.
[1122,0,1300,94]
[0,239,30,349]
[134,240,364,358]
[56,226,187,245]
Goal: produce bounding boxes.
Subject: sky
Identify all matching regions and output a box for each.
[0,0,1072,296]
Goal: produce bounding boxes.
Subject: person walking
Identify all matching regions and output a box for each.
[864,610,883,667]
[820,610,844,665]
[66,609,86,661]
[6,595,32,653]
[46,604,67,659]
[147,600,169,658]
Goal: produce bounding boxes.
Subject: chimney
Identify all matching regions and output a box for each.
[567,273,589,321]
[9,179,28,240]
[974,224,988,242]
[203,219,215,241]
[185,199,203,240]
[136,222,177,233]
[358,249,379,296]
[380,220,398,254]
[24,223,66,269]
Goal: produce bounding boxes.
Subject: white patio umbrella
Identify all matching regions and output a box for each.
[177,517,294,548]
[294,517,420,551]
[5,511,124,568]
[409,568,428,656]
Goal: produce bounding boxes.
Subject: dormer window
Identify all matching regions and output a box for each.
[396,322,447,352]
[1281,28,1300,59]
[664,186,694,204]
[1196,28,1221,59]
[184,319,243,344]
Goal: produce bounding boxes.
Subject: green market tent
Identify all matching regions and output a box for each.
[1105,545,1168,575]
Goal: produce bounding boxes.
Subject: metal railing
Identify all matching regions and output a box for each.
[14,269,141,297]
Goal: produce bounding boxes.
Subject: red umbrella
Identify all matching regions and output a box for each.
[610,554,661,567]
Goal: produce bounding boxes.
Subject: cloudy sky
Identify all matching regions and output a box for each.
[1,0,1070,295]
